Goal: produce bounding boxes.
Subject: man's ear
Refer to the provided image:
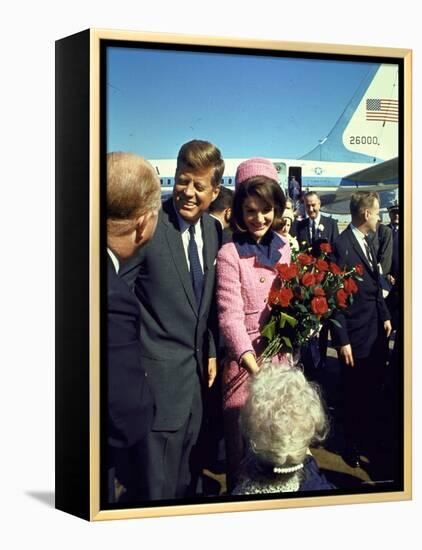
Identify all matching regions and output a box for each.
[211,185,221,202]
[224,207,232,224]
[363,208,370,223]
[134,214,148,243]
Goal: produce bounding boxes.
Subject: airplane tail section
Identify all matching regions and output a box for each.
[300,64,399,163]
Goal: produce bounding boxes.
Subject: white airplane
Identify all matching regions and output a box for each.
[150,64,399,214]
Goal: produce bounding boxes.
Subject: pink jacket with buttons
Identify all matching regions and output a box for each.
[216,234,291,363]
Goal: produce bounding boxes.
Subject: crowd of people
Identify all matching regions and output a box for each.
[106,140,400,503]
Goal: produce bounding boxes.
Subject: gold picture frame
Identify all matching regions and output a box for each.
[55,28,412,521]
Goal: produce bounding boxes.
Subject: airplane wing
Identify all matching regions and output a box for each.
[321,157,398,214]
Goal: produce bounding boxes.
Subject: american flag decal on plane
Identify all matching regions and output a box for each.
[366,98,398,123]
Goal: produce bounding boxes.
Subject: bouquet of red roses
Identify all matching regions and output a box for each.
[261,242,363,359]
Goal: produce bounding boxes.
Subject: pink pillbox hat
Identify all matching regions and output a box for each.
[235,158,279,189]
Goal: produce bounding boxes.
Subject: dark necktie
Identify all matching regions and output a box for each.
[188,224,204,307]
[364,237,375,270]
[310,219,316,243]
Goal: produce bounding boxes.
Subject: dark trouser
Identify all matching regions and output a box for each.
[202,367,224,469]
[319,325,329,365]
[108,441,150,503]
[301,335,321,382]
[223,406,244,494]
[138,377,203,500]
[341,335,389,455]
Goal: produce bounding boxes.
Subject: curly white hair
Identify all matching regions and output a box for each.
[240,364,328,470]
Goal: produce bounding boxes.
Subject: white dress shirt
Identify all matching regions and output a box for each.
[307,214,321,241]
[350,224,372,262]
[174,203,205,272]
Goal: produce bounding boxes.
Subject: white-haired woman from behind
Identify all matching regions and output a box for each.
[233,364,335,494]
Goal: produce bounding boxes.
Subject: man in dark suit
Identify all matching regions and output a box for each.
[208,185,233,245]
[106,152,161,502]
[331,191,392,467]
[386,204,400,328]
[292,190,339,248]
[121,140,224,500]
[292,191,339,372]
[288,174,302,210]
[369,222,393,277]
[386,203,400,291]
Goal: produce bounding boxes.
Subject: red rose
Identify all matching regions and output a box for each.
[311,296,329,317]
[302,272,316,287]
[315,272,325,283]
[297,253,314,266]
[343,277,358,294]
[276,263,290,278]
[355,264,364,276]
[320,243,332,254]
[330,262,342,275]
[288,263,299,279]
[315,259,329,272]
[336,288,348,308]
[277,263,298,281]
[279,287,294,307]
[314,287,325,297]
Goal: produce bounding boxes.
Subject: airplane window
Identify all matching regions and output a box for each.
[228,178,232,184]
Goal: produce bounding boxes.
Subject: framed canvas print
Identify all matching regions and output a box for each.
[55,29,412,521]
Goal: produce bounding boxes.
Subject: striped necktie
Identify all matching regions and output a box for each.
[188,224,204,307]
[364,237,375,270]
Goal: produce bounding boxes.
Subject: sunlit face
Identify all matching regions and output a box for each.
[242,195,275,243]
[173,164,220,224]
[281,217,291,236]
[365,199,380,233]
[304,194,321,219]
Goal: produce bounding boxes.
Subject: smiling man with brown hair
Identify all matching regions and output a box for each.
[121,140,224,500]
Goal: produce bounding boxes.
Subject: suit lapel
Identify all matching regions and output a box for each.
[298,220,309,246]
[162,200,198,316]
[346,226,377,277]
[319,215,328,239]
[198,214,216,317]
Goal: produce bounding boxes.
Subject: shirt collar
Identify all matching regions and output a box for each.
[209,213,224,230]
[173,200,200,233]
[307,214,321,227]
[350,223,368,243]
[233,230,285,268]
[107,248,120,273]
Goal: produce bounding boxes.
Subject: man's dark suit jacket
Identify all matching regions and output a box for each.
[293,215,339,247]
[330,226,390,359]
[107,255,153,448]
[387,223,399,279]
[120,198,220,431]
[368,223,393,275]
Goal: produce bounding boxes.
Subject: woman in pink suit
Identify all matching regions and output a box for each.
[216,158,291,490]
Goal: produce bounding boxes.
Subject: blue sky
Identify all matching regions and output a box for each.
[106,46,378,159]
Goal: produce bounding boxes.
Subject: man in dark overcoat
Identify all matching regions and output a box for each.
[107,152,161,501]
